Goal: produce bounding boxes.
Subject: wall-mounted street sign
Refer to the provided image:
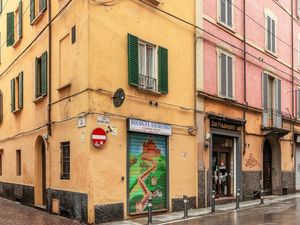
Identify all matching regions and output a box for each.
[91,128,107,148]
[97,115,110,125]
[128,119,172,136]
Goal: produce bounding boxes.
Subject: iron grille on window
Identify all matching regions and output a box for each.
[60,142,70,179]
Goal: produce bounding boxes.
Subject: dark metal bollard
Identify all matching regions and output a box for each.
[260,187,264,205]
[183,195,188,219]
[211,190,216,213]
[147,195,153,225]
[235,189,240,209]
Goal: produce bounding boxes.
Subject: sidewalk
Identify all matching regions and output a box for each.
[103,193,300,225]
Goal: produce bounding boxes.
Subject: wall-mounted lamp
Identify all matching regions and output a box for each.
[204,133,210,149]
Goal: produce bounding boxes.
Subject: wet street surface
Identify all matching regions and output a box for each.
[169,198,300,225]
[0,197,82,225]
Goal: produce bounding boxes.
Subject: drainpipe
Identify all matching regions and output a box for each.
[47,0,52,213]
[242,0,248,197]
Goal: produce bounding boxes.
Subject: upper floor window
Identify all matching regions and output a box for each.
[265,10,276,54]
[128,34,168,94]
[298,0,300,17]
[219,0,233,28]
[297,87,300,120]
[7,1,23,47]
[30,0,47,25]
[60,142,70,180]
[0,150,3,176]
[262,73,281,128]
[35,52,48,100]
[298,35,300,69]
[218,50,234,99]
[11,72,23,113]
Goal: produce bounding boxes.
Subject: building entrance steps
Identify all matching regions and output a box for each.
[102,193,300,225]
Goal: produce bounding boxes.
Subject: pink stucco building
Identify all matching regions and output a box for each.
[196,0,300,207]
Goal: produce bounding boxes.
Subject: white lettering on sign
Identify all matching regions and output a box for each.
[97,116,110,125]
[78,117,86,128]
[92,135,107,140]
[128,119,172,136]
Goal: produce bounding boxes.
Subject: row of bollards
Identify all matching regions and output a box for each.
[146,187,265,224]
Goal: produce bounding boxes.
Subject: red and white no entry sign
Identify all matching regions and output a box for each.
[91,128,107,148]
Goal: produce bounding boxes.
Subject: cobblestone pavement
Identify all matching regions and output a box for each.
[0,197,83,225]
[166,198,300,225]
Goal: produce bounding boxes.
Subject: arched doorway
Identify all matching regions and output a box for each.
[34,136,47,207]
[263,135,281,195]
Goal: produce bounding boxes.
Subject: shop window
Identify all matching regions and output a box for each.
[218,0,233,29]
[128,34,168,94]
[35,52,47,99]
[60,142,70,180]
[30,0,47,25]
[218,50,234,99]
[11,72,23,113]
[16,150,21,176]
[262,73,281,128]
[265,10,276,54]
[7,1,23,47]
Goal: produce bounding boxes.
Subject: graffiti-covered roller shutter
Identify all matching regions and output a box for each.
[128,132,168,215]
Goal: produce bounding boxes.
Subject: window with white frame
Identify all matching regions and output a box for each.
[138,41,157,91]
[298,0,300,17]
[218,51,234,99]
[219,0,233,28]
[265,13,276,54]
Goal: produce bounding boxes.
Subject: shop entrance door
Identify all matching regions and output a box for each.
[212,135,235,199]
[263,140,272,195]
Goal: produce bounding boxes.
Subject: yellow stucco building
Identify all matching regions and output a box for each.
[0,0,197,223]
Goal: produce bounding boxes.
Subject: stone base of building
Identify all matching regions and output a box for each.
[171,196,196,212]
[94,203,124,224]
[0,181,34,206]
[242,171,262,201]
[198,170,206,208]
[49,189,88,223]
[281,171,295,195]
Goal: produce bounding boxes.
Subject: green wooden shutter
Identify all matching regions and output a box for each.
[35,57,39,98]
[19,1,23,39]
[158,46,168,94]
[19,72,23,109]
[262,73,269,127]
[128,34,139,86]
[30,0,35,23]
[40,0,47,12]
[41,52,48,96]
[0,0,3,14]
[11,79,15,112]
[7,12,14,47]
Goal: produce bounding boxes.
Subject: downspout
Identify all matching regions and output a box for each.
[47,0,52,213]
[242,0,247,196]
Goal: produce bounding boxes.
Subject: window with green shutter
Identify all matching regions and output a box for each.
[7,1,23,48]
[11,72,24,113]
[128,33,168,94]
[30,0,47,25]
[218,50,234,99]
[35,51,48,99]
[0,90,3,123]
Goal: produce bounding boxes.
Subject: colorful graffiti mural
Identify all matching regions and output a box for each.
[128,133,167,214]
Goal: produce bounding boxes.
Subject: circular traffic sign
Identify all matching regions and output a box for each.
[91,128,107,148]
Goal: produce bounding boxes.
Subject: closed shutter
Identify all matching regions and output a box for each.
[298,40,300,68]
[262,73,269,127]
[128,34,139,86]
[19,0,23,39]
[267,16,271,51]
[158,46,168,94]
[18,72,23,109]
[30,0,35,23]
[128,132,168,214]
[0,90,3,122]
[227,56,233,98]
[41,52,48,96]
[220,53,227,97]
[40,0,47,12]
[271,19,275,53]
[298,0,300,17]
[7,12,14,47]
[35,57,39,98]
[227,0,232,27]
[0,0,2,14]
[11,79,15,112]
[220,0,226,23]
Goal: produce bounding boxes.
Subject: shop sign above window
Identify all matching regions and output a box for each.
[128,119,172,136]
